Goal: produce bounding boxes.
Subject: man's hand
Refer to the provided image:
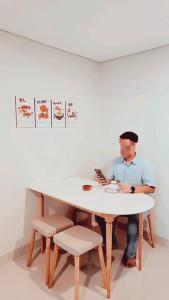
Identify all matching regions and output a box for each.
[118,182,131,193]
[96,176,110,185]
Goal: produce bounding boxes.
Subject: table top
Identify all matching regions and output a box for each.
[28,177,155,216]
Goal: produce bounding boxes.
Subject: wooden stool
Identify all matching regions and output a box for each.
[26,214,74,285]
[137,210,156,270]
[147,211,156,248]
[115,210,156,270]
[49,225,107,300]
[115,210,156,247]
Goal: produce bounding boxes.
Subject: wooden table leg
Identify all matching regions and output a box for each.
[138,213,144,271]
[38,193,45,253]
[39,193,44,218]
[105,216,113,299]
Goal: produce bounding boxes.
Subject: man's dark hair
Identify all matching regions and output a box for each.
[120,131,138,143]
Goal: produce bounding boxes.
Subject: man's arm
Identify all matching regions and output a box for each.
[135,185,155,193]
[118,183,155,193]
[119,160,156,193]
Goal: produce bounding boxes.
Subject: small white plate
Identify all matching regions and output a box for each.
[104,187,119,193]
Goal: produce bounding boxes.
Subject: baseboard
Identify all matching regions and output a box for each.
[0,239,40,266]
[156,235,169,247]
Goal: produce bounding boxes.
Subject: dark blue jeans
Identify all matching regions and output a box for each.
[95,214,139,258]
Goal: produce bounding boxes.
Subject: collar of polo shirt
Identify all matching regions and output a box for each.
[121,153,138,165]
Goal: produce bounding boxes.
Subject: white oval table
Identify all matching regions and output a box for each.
[28,177,155,299]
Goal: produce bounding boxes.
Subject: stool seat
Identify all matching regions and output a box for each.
[27,213,74,286]
[53,225,103,256]
[32,214,74,237]
[50,225,106,300]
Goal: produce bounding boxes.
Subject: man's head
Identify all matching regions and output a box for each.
[119,131,138,160]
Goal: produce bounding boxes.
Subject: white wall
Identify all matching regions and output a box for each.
[101,46,169,240]
[0,30,104,257]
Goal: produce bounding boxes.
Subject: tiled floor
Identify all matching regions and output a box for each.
[0,228,169,300]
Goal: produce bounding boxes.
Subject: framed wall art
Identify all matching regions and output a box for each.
[15,97,35,128]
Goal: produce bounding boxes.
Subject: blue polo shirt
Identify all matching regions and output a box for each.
[106,155,156,187]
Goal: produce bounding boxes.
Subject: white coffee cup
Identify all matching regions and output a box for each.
[105,180,120,193]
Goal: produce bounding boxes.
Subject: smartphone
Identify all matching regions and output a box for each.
[94,169,107,183]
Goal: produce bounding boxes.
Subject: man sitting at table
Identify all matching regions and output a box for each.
[96,131,156,268]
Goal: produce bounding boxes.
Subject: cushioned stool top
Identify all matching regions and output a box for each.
[32,214,74,237]
[53,225,103,256]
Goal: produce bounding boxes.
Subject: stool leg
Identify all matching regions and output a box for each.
[98,244,107,289]
[113,216,118,233]
[40,237,45,254]
[88,213,92,229]
[74,256,80,300]
[79,256,82,270]
[72,208,77,225]
[27,228,36,267]
[48,244,59,289]
[45,237,51,285]
[148,213,156,248]
[38,194,45,253]
[138,213,144,271]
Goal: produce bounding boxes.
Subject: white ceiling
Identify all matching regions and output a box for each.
[0,0,169,62]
